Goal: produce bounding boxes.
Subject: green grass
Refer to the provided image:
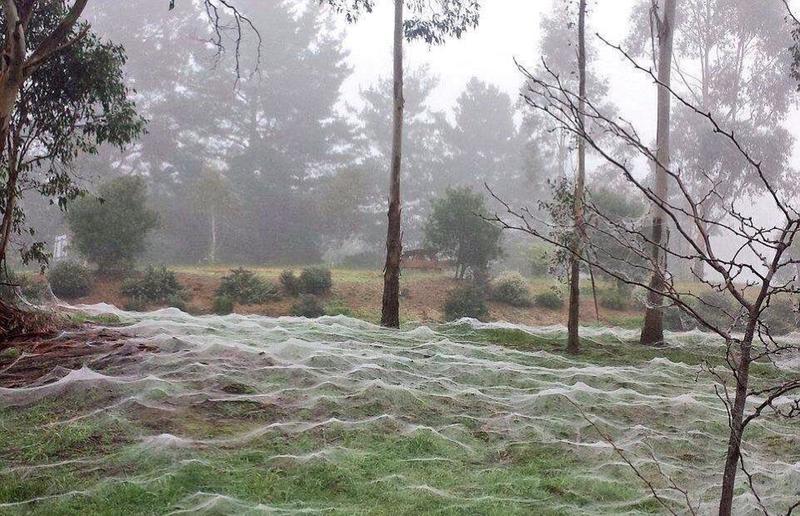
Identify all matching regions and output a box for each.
[3,305,797,514]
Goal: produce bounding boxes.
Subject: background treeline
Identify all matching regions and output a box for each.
[20,0,567,269]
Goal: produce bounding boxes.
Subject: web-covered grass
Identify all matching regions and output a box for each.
[1,308,798,514]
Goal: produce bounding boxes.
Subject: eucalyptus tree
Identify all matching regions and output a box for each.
[629,0,795,281]
[0,0,252,325]
[498,34,800,514]
[0,3,144,274]
[639,0,678,346]
[326,0,481,328]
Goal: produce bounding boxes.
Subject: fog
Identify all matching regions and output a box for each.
[14,0,800,275]
[6,2,800,513]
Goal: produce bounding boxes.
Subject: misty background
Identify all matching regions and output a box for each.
[17,0,800,275]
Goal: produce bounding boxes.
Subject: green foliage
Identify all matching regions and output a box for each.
[543,181,647,283]
[760,299,798,336]
[279,270,300,296]
[121,266,188,308]
[66,176,159,274]
[490,272,531,307]
[213,296,234,316]
[48,261,91,299]
[443,284,489,322]
[529,243,552,277]
[291,295,326,318]
[325,299,354,317]
[0,5,144,268]
[298,267,333,295]
[0,271,48,304]
[216,268,279,305]
[534,289,564,310]
[694,291,739,331]
[599,290,630,311]
[424,187,502,277]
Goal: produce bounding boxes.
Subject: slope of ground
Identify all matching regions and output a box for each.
[70,266,642,327]
[1,308,798,514]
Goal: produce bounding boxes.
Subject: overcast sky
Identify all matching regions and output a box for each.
[328,0,800,166]
[330,0,656,138]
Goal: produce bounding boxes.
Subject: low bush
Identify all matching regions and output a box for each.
[599,290,629,311]
[490,271,531,307]
[48,261,92,299]
[325,299,354,317]
[529,243,551,277]
[298,267,332,295]
[760,299,798,336]
[121,266,189,307]
[695,290,739,331]
[1,271,49,304]
[291,295,326,318]
[663,304,696,332]
[443,285,489,322]
[213,295,234,315]
[216,268,279,304]
[279,270,300,296]
[534,289,564,310]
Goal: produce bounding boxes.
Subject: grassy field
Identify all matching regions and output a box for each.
[1,309,798,514]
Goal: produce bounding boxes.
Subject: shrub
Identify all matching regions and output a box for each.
[216,268,279,304]
[280,270,300,296]
[443,285,489,322]
[213,295,234,315]
[534,289,564,310]
[66,176,159,274]
[529,243,551,277]
[291,295,326,318]
[599,290,629,311]
[490,271,531,307]
[121,266,188,307]
[0,271,49,304]
[48,261,91,299]
[695,290,739,331]
[760,299,798,336]
[663,305,696,332]
[325,299,354,317]
[299,267,332,295]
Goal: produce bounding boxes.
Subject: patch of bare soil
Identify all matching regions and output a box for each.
[0,326,155,388]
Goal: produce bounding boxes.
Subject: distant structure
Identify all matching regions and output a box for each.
[53,234,70,261]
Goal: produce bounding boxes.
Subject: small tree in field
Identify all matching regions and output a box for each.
[424,187,502,280]
[67,175,158,274]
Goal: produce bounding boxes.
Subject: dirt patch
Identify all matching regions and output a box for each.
[0,326,156,388]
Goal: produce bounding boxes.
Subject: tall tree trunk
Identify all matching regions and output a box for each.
[717,323,754,516]
[566,0,587,355]
[380,0,404,328]
[640,0,677,346]
[209,209,217,264]
[0,151,20,268]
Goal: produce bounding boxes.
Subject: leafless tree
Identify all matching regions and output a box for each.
[489,36,800,515]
